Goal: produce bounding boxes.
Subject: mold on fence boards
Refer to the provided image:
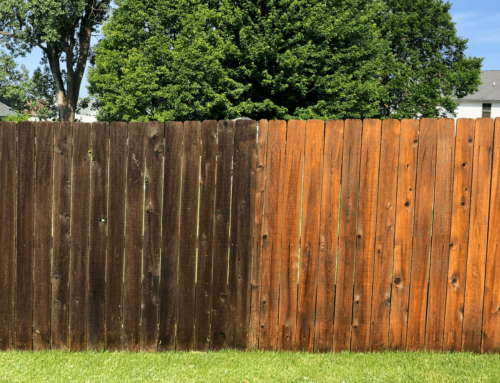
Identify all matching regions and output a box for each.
[0,118,499,354]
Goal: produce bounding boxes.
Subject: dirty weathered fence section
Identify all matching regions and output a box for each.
[0,118,500,353]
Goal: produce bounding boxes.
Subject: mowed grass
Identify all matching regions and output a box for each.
[1,350,499,382]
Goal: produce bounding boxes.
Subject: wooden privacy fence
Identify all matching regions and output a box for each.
[0,118,500,354]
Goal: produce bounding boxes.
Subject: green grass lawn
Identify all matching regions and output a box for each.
[1,350,499,382]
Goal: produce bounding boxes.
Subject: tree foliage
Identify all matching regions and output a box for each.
[379,0,482,118]
[89,0,482,121]
[0,0,111,121]
[0,50,31,112]
[0,49,57,120]
[2,112,31,122]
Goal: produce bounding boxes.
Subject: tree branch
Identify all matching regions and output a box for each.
[0,31,16,38]
[73,14,93,85]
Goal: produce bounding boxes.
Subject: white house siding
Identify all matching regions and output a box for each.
[454,101,500,119]
[77,114,98,123]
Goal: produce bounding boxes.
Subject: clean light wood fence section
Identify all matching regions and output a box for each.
[0,118,500,354]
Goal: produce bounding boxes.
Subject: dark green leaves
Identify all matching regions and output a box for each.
[88,0,482,121]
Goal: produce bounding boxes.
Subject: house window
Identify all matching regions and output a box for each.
[482,103,492,118]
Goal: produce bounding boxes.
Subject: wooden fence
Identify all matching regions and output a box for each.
[0,118,499,353]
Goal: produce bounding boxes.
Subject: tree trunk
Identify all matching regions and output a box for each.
[47,45,77,122]
[56,89,76,122]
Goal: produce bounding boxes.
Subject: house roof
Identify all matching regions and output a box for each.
[459,71,500,101]
[0,101,16,117]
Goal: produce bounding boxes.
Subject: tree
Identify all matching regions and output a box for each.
[0,0,111,121]
[88,0,482,122]
[0,49,59,120]
[378,0,482,118]
[88,0,391,121]
[0,49,31,112]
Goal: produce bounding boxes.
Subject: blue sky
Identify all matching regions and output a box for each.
[12,0,500,98]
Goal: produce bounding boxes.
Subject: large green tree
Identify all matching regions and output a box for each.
[378,0,482,118]
[88,0,482,122]
[0,0,111,121]
[88,0,391,121]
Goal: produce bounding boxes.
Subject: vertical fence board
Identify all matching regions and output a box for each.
[140,122,164,352]
[84,122,109,349]
[351,119,382,352]
[0,122,16,351]
[334,119,362,352]
[176,121,202,351]
[194,121,217,351]
[443,119,475,352]
[482,117,500,354]
[105,122,127,351]
[51,122,72,350]
[16,121,35,351]
[249,119,268,349]
[227,120,257,349]
[87,122,109,351]
[123,122,147,351]
[259,120,286,350]
[370,119,400,351]
[462,118,494,352]
[278,120,306,351]
[314,120,343,352]
[69,123,91,351]
[406,119,438,351]
[389,119,419,350]
[158,122,183,351]
[296,120,324,352]
[210,121,234,350]
[425,119,455,351]
[33,122,54,350]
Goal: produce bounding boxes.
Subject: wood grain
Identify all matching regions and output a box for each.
[259,120,286,350]
[123,122,147,351]
[69,123,91,351]
[333,119,362,352]
[140,122,164,352]
[88,122,109,351]
[249,120,268,349]
[158,122,183,351]
[296,120,324,352]
[351,119,381,352]
[210,121,234,350]
[482,117,500,354]
[16,121,36,350]
[389,119,419,350]
[194,121,217,351]
[443,119,474,352]
[105,122,127,351]
[177,121,202,351]
[425,119,455,351]
[33,122,54,350]
[462,118,494,352]
[277,120,306,351]
[51,122,72,350]
[370,119,400,351]
[314,120,343,352]
[405,119,438,351]
[407,119,438,351]
[226,120,257,349]
[0,122,16,351]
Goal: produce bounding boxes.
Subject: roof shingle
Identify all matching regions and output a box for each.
[459,71,500,101]
[0,101,16,117]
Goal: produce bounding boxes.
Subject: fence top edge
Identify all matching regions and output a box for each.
[4,117,500,127]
